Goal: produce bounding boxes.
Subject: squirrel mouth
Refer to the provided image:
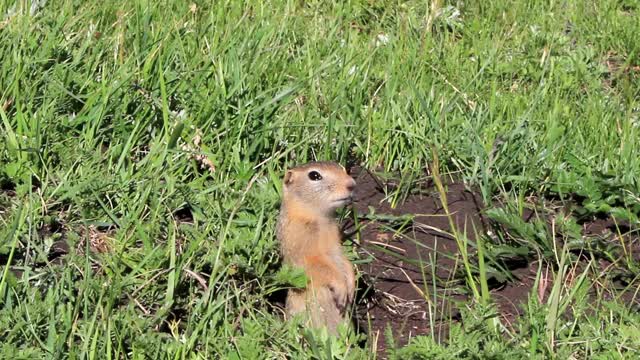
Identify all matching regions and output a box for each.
[333,196,353,205]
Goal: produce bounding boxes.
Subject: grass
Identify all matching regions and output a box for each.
[1,0,639,358]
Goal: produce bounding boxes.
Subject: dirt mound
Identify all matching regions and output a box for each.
[347,168,500,353]
[346,167,640,355]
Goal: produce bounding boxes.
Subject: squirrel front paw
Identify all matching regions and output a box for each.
[345,272,355,305]
[327,279,351,313]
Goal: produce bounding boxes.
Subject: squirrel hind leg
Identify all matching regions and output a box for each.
[307,287,345,334]
[285,290,307,318]
[286,288,347,334]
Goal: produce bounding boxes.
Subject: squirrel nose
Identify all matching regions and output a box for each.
[346,179,356,192]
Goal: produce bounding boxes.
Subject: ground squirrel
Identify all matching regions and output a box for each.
[276,161,356,334]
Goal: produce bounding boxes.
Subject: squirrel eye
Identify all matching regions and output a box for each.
[308,171,323,181]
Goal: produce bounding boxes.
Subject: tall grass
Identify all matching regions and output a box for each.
[1,0,639,358]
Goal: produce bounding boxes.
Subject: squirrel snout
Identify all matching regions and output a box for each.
[346,179,356,192]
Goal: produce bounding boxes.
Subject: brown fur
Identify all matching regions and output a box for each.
[276,161,356,334]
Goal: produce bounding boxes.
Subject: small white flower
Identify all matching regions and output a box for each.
[375,33,390,47]
[30,0,47,16]
[87,22,96,39]
[256,176,269,186]
[348,65,358,76]
[173,109,187,120]
[4,4,17,18]
[530,25,540,35]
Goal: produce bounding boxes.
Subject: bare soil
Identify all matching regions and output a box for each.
[348,168,499,354]
[346,167,640,356]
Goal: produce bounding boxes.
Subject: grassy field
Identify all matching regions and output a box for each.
[1,0,639,358]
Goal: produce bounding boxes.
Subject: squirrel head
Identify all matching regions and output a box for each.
[282,161,356,216]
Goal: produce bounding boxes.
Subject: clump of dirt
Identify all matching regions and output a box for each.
[0,181,16,216]
[76,225,115,255]
[0,217,70,279]
[602,50,640,91]
[346,166,639,356]
[39,220,70,264]
[348,167,502,353]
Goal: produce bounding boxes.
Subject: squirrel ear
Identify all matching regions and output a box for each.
[283,170,294,186]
